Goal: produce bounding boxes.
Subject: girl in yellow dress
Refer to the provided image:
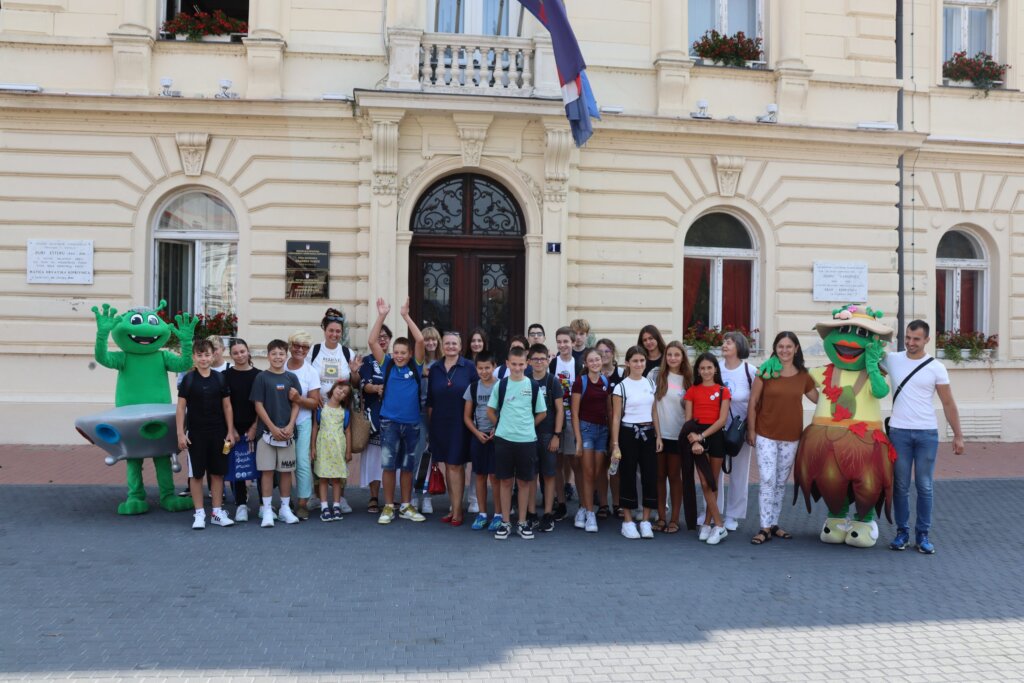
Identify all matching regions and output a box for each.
[311,381,353,522]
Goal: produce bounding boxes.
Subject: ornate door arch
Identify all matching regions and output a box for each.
[409,173,525,356]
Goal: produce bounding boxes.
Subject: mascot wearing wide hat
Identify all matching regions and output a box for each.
[762,304,897,547]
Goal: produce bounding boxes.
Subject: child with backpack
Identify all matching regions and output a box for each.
[310,380,353,522]
[486,346,547,540]
[528,343,562,532]
[464,352,500,530]
[570,348,610,533]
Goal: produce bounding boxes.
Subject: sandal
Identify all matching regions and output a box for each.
[653,519,667,532]
[613,505,624,519]
[664,522,680,534]
[751,529,772,545]
[770,525,793,539]
[366,497,380,514]
[441,513,454,523]
[596,505,610,520]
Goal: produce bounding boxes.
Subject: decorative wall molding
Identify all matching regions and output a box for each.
[543,124,572,202]
[453,113,493,167]
[371,115,402,195]
[713,155,745,197]
[398,162,429,206]
[514,167,544,208]
[175,132,210,176]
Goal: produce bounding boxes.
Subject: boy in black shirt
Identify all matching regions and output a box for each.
[176,338,234,530]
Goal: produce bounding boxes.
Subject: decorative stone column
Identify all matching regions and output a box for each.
[539,119,573,326]
[367,110,404,320]
[655,0,694,116]
[109,0,153,95]
[244,0,285,99]
[774,0,812,123]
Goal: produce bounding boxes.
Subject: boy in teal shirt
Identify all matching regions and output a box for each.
[486,346,546,540]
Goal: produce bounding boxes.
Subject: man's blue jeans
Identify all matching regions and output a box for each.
[888,427,939,535]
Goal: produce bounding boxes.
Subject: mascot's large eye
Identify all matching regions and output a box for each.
[855,327,870,338]
[838,325,851,335]
[147,314,160,326]
[129,313,143,325]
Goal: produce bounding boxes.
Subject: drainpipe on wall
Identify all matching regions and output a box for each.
[895,0,906,350]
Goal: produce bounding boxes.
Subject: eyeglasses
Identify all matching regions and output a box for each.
[529,357,548,362]
[528,331,544,337]
[599,349,613,355]
[291,343,311,350]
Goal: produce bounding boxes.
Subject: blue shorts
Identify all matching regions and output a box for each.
[380,419,420,472]
[536,433,557,478]
[580,420,609,452]
[470,438,496,476]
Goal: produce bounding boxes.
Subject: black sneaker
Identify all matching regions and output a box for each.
[319,507,332,522]
[554,501,568,521]
[494,521,511,540]
[539,513,555,532]
[526,512,539,530]
[564,483,575,501]
[332,505,344,521]
[517,522,535,540]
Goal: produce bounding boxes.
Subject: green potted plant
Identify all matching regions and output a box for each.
[683,323,725,355]
[162,9,248,42]
[937,329,996,363]
[159,309,238,349]
[942,51,1009,96]
[691,30,764,68]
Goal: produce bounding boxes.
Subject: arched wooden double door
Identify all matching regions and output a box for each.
[409,173,525,357]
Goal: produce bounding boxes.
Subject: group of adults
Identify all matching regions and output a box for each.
[210,306,965,552]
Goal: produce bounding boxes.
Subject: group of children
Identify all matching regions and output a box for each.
[176,301,743,544]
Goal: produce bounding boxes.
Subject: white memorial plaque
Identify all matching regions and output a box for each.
[26,240,94,284]
[812,261,868,302]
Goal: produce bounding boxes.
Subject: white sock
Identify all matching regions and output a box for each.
[261,496,272,509]
[280,496,290,509]
[321,502,329,511]
[212,507,223,517]
[194,508,205,516]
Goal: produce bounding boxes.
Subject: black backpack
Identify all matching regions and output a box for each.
[311,343,353,364]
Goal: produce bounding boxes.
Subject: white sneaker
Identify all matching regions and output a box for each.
[574,507,587,529]
[399,504,426,522]
[639,520,654,539]
[699,524,713,541]
[707,526,728,545]
[192,511,206,530]
[411,496,419,511]
[234,505,249,523]
[585,510,598,533]
[258,505,278,521]
[421,496,433,514]
[697,513,706,526]
[621,521,640,539]
[210,510,234,527]
[468,499,480,514]
[337,497,353,514]
[260,506,275,527]
[724,517,738,531]
[278,506,300,524]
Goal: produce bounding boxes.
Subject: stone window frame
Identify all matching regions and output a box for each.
[936,227,989,335]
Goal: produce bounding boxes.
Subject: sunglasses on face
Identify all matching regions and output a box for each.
[291,343,310,350]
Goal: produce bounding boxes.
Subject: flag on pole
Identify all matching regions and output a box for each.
[518,0,600,146]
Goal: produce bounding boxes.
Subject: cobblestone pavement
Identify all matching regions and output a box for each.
[2,480,1023,682]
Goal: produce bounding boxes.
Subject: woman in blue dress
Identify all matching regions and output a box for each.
[427,331,478,526]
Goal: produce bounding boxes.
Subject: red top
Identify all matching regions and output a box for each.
[572,373,610,425]
[683,383,731,425]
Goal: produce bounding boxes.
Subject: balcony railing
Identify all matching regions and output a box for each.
[420,33,534,96]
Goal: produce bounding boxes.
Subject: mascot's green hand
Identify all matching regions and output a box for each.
[92,303,120,334]
[865,338,890,398]
[173,312,199,341]
[757,356,782,379]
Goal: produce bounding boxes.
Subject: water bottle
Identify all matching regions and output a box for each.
[608,447,622,476]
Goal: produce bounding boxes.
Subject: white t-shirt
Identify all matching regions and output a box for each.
[720,361,755,428]
[311,342,351,396]
[554,355,577,415]
[613,376,656,425]
[881,351,950,430]
[289,361,321,425]
[648,368,686,438]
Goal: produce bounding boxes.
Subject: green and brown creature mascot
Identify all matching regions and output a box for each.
[91,301,198,515]
[761,305,897,547]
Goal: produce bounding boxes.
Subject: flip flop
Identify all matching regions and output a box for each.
[664,522,680,534]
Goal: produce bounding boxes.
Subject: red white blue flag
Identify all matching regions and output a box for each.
[518,0,600,146]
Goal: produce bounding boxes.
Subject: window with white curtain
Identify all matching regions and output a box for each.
[431,0,525,36]
[688,0,763,56]
[153,191,238,319]
[943,1,998,60]
[936,229,988,334]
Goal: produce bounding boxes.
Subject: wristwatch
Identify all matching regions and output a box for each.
[553,432,562,437]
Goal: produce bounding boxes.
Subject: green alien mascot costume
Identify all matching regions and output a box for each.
[761,305,897,548]
[91,301,198,515]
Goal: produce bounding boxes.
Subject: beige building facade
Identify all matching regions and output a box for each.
[1,0,1022,444]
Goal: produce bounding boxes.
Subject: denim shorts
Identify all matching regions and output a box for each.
[580,420,609,452]
[379,419,420,472]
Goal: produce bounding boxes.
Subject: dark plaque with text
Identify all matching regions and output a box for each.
[286,241,330,299]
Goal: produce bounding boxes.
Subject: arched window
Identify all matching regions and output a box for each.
[936,228,987,333]
[683,212,757,336]
[153,190,238,319]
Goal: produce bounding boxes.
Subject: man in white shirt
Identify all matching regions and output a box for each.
[882,320,965,554]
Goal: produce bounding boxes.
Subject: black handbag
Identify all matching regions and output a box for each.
[722,364,753,458]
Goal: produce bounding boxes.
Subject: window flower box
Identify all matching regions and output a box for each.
[942,51,1009,96]
[691,30,763,69]
[162,10,247,42]
[937,330,997,364]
